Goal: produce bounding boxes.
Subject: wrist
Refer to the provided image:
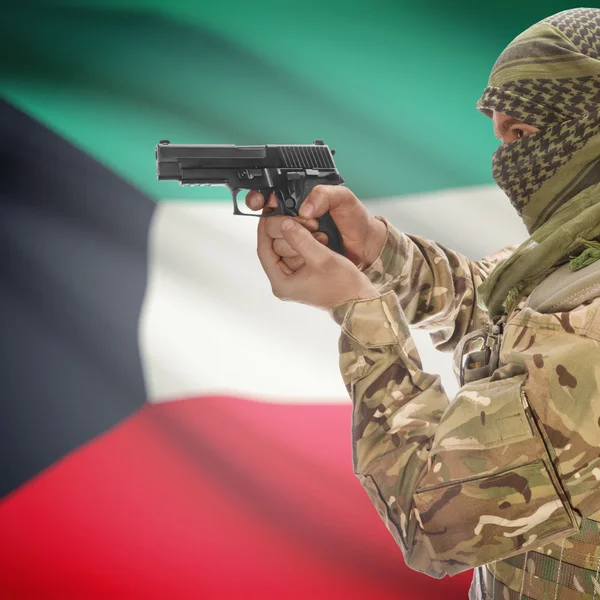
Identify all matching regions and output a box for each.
[336,279,379,306]
[328,284,380,323]
[353,282,380,302]
[362,216,388,270]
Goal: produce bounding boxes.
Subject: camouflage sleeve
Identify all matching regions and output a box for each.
[330,291,582,579]
[363,217,516,351]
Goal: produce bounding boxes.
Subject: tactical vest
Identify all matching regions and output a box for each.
[455,260,600,600]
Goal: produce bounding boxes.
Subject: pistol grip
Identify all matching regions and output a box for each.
[317,212,344,256]
[290,179,345,256]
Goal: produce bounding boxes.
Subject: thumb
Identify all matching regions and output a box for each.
[299,185,355,219]
[299,186,331,218]
[281,219,329,264]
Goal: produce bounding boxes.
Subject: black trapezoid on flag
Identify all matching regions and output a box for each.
[0,99,155,498]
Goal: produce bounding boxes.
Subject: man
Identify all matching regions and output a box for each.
[246,8,600,599]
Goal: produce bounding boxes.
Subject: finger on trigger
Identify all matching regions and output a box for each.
[245,190,264,211]
[267,192,278,209]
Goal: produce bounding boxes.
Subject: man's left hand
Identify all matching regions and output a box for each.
[257,216,380,311]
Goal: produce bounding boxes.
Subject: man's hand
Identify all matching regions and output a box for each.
[257,216,379,311]
[246,186,387,272]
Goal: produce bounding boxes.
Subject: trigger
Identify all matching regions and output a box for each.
[261,188,280,211]
[263,188,284,215]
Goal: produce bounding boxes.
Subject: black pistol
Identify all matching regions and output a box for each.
[155,139,345,255]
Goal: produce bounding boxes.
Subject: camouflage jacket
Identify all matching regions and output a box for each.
[330,217,600,597]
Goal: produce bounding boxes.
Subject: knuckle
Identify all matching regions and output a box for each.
[273,239,288,255]
[264,216,281,237]
[316,253,336,271]
[306,183,351,213]
[286,256,304,271]
[295,235,310,253]
[311,184,328,203]
[308,184,356,207]
[336,186,355,206]
[335,185,356,204]
[280,243,294,258]
[305,185,322,205]
[312,254,328,270]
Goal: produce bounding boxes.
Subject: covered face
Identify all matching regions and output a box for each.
[477,8,600,234]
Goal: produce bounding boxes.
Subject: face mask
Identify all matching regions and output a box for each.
[491,109,600,234]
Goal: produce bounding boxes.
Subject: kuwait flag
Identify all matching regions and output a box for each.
[1,2,560,598]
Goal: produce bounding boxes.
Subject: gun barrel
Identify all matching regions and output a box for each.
[155,141,337,181]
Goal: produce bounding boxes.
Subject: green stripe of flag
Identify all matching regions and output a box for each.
[1,2,571,201]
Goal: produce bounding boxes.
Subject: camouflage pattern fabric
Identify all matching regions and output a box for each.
[329,218,600,599]
[476,520,600,599]
[475,8,600,318]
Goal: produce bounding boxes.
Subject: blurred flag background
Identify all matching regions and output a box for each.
[0,2,580,598]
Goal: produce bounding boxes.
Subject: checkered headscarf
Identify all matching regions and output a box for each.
[477,8,600,234]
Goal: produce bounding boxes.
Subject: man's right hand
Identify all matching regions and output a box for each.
[245,185,387,272]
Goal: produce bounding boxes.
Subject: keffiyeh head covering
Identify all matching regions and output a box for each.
[476,8,600,317]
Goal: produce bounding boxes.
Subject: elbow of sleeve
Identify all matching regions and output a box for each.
[411,374,580,575]
[357,471,450,579]
[413,459,579,576]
